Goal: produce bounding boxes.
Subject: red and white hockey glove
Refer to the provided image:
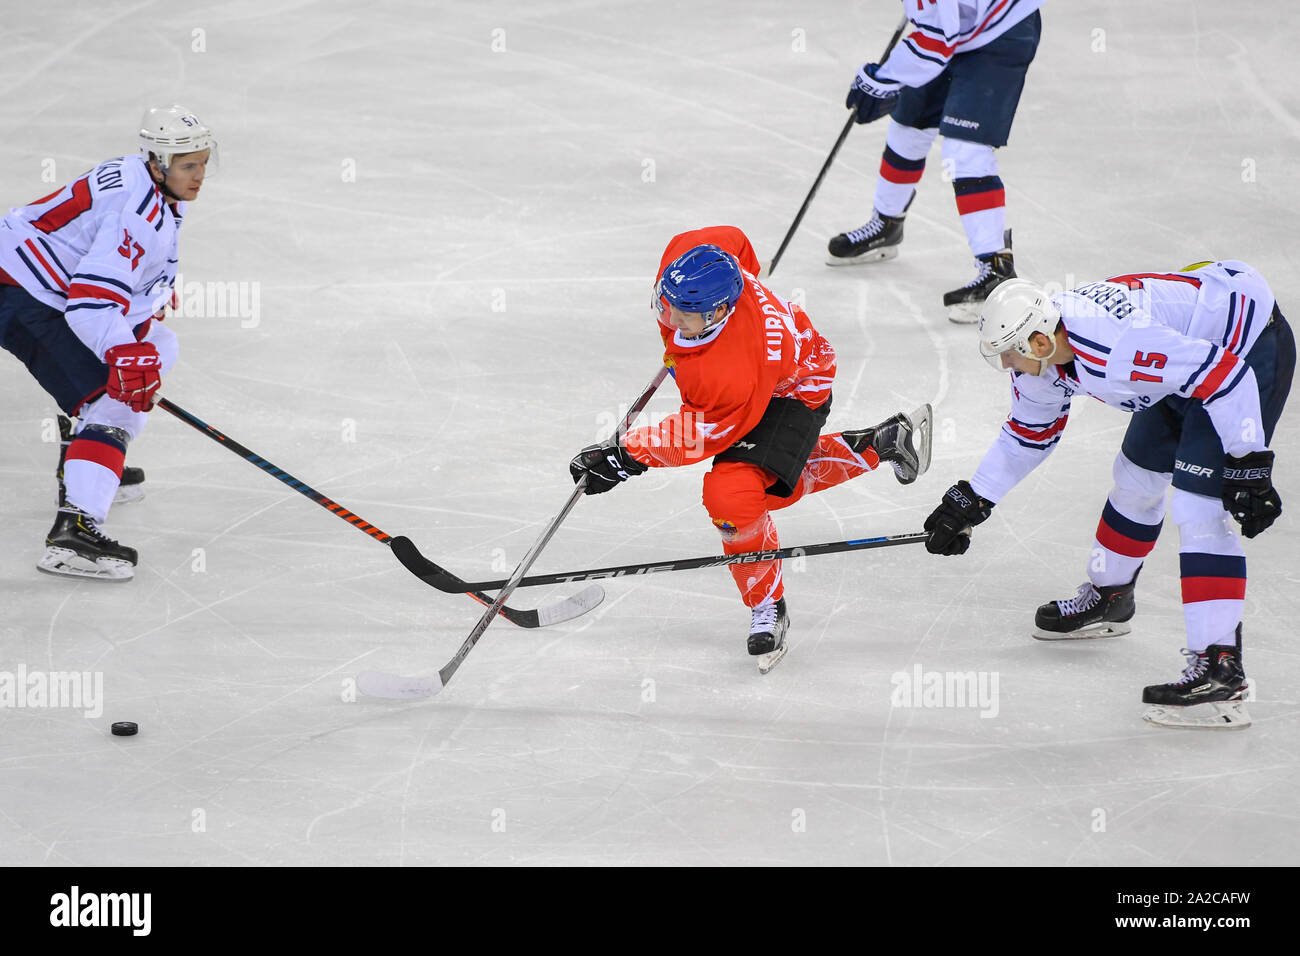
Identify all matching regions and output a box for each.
[104,342,163,412]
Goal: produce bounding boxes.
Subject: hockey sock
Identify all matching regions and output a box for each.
[1173,490,1246,653]
[777,433,880,508]
[1089,453,1167,587]
[720,513,784,607]
[952,175,1007,258]
[63,424,127,523]
[940,136,1005,257]
[1091,499,1162,586]
[702,462,786,606]
[873,123,937,218]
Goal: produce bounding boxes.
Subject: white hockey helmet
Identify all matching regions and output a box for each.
[977,278,1061,373]
[139,105,217,171]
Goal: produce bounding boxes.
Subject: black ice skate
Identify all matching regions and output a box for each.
[37,507,138,582]
[115,463,146,505]
[1033,571,1138,641]
[748,597,790,674]
[1142,632,1251,730]
[943,230,1015,324]
[826,210,906,266]
[842,403,933,485]
[58,414,145,506]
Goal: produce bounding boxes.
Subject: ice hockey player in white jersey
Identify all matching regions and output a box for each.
[921,263,1293,729]
[829,0,1043,321]
[0,105,215,580]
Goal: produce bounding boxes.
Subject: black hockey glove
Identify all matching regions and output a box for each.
[923,480,994,556]
[1221,450,1281,538]
[569,439,648,495]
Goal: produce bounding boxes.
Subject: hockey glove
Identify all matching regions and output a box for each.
[923,480,994,556]
[104,342,163,412]
[846,63,902,124]
[1221,450,1281,538]
[569,439,648,495]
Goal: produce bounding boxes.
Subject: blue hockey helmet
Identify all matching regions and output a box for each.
[655,244,744,317]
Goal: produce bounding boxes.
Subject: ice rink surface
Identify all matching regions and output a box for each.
[1,1,1297,867]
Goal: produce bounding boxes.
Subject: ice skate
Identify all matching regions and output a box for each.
[114,465,146,505]
[944,230,1015,323]
[58,415,144,506]
[842,403,933,485]
[826,210,905,266]
[748,597,789,674]
[37,507,137,582]
[1033,572,1137,640]
[1142,634,1251,730]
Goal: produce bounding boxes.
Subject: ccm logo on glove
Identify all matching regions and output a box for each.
[109,352,161,367]
[104,342,163,412]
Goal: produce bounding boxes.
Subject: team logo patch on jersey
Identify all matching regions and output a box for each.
[712,518,739,539]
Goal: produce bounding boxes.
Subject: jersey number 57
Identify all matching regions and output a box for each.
[118,229,145,271]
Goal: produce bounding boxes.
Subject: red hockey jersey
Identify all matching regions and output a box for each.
[625,226,836,468]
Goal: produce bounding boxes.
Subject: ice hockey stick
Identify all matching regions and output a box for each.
[156,396,603,628]
[390,531,928,592]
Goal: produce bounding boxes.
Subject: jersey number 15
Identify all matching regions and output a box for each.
[1130,350,1167,383]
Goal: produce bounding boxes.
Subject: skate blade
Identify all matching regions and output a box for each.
[1143,700,1252,730]
[896,403,933,484]
[757,643,789,675]
[1032,622,1131,641]
[36,547,134,582]
[113,484,145,506]
[946,302,982,324]
[825,247,899,268]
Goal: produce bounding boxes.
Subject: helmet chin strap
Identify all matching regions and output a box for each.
[1034,332,1059,375]
[682,304,734,341]
[149,158,184,202]
[157,174,185,203]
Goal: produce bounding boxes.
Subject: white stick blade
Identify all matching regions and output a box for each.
[357,670,444,700]
[535,584,605,627]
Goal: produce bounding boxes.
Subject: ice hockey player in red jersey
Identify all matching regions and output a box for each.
[829,0,1043,322]
[570,226,933,672]
[922,263,1293,728]
[0,105,215,581]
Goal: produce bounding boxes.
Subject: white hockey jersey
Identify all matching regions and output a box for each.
[0,155,185,361]
[970,262,1277,503]
[878,0,1045,89]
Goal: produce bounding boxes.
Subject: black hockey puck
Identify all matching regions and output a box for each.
[110,721,139,737]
